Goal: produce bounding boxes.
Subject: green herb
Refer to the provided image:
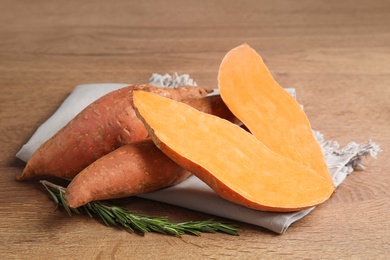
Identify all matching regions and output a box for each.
[40,180,239,237]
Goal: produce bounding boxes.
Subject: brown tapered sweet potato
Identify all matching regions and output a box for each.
[17,84,212,181]
[65,140,191,208]
[64,94,239,207]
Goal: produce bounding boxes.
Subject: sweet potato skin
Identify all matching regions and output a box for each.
[65,95,238,207]
[184,95,239,125]
[65,140,190,208]
[17,84,212,181]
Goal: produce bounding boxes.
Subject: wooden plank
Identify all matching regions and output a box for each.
[1,0,389,258]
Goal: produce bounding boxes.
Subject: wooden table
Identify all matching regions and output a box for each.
[1,0,389,258]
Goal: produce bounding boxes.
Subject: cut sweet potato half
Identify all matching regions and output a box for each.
[133,91,334,212]
[218,44,334,186]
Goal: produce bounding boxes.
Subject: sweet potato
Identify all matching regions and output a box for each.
[218,44,334,186]
[133,90,334,212]
[64,95,238,207]
[185,95,239,125]
[65,140,191,208]
[17,84,212,181]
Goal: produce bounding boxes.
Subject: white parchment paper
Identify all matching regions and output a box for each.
[16,74,380,233]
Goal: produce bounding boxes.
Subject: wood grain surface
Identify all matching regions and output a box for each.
[1,0,389,259]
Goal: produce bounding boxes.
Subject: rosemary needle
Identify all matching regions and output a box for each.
[40,180,239,237]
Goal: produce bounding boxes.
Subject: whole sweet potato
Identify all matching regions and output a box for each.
[65,140,191,208]
[17,84,212,180]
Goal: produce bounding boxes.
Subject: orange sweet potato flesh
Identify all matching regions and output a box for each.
[17,84,212,181]
[65,140,191,208]
[218,44,334,186]
[133,91,335,212]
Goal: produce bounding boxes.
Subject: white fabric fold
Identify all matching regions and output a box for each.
[16,74,380,234]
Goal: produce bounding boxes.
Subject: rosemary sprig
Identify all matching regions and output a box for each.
[40,180,239,237]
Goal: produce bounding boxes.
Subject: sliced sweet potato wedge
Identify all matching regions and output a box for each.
[133,90,334,212]
[218,43,334,186]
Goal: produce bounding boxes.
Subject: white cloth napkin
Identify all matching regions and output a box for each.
[16,73,380,234]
